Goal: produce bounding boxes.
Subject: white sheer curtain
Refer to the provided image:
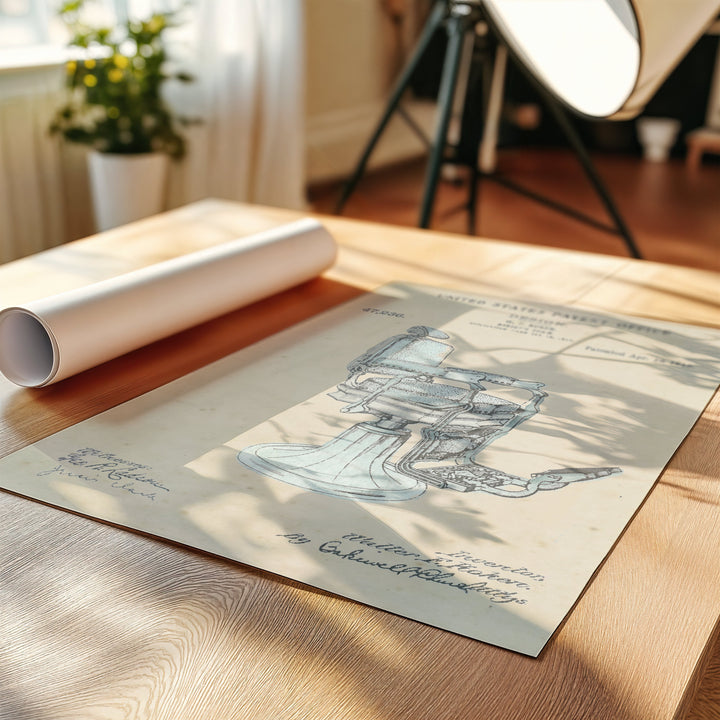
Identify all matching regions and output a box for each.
[168,0,307,211]
[0,0,306,263]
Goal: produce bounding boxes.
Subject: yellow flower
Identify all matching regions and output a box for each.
[113,55,129,69]
[84,59,96,69]
[83,75,98,87]
[147,16,165,33]
[66,60,77,74]
[107,107,120,119]
[108,68,124,83]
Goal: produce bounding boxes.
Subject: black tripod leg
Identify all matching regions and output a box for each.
[467,161,480,234]
[335,0,447,214]
[418,10,471,228]
[462,37,500,235]
[541,91,643,259]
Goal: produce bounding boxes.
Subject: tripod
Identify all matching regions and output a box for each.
[334,0,642,259]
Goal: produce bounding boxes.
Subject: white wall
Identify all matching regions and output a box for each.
[304,0,435,184]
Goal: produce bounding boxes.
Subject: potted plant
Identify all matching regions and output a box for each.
[49,0,194,231]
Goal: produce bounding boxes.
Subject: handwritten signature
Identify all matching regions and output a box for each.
[278,532,546,606]
[37,448,169,502]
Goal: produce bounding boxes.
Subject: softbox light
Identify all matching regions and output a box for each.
[483,0,720,119]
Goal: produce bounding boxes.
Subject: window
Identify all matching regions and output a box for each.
[0,0,56,48]
[0,1,179,68]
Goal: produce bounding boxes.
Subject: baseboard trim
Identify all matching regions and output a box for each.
[305,99,437,184]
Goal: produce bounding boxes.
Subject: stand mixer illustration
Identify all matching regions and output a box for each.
[238,326,621,501]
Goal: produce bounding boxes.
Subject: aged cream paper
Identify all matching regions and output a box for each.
[2,284,718,656]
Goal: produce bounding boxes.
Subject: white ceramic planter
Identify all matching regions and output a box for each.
[636,117,681,162]
[87,151,169,232]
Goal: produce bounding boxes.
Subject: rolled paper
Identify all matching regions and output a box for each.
[0,218,337,388]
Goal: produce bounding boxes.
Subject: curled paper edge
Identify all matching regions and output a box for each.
[0,218,337,388]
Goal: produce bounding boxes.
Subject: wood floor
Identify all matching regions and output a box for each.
[309,148,720,272]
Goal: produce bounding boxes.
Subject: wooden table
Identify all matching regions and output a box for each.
[1,199,718,720]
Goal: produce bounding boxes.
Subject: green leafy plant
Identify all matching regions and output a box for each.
[49,0,194,158]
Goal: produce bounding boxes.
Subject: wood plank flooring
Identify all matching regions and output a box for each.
[309,148,720,272]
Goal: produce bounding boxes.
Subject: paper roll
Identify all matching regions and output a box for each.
[0,218,337,387]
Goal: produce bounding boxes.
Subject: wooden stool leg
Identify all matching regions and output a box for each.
[686,141,703,171]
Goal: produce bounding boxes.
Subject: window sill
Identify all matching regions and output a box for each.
[0,45,72,73]
[0,44,106,74]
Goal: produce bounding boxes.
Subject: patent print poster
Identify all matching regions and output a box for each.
[2,284,719,656]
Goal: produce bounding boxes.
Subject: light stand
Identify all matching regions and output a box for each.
[334,0,642,258]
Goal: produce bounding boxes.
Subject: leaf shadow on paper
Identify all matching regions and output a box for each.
[447,318,720,476]
[2,283,719,666]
